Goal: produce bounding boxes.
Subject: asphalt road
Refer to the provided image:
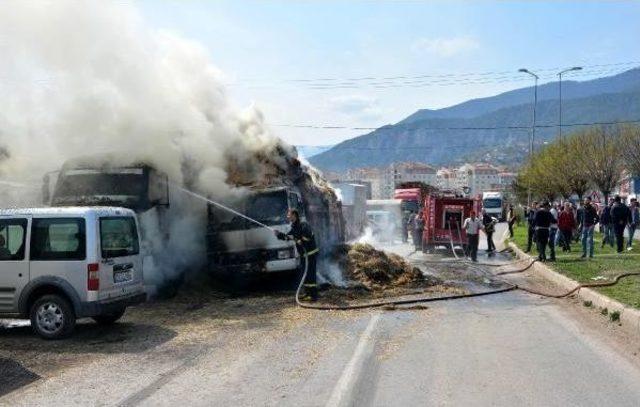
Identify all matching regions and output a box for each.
[2,224,640,406]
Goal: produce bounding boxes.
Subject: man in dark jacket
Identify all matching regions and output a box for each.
[482,209,498,255]
[276,209,318,301]
[600,199,614,248]
[401,211,410,243]
[414,213,425,251]
[580,197,599,259]
[506,204,516,238]
[533,201,557,262]
[611,196,631,253]
[525,201,538,253]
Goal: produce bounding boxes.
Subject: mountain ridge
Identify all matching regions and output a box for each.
[309,68,640,172]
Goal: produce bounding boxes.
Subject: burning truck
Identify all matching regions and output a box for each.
[43,155,208,294]
[206,147,345,281]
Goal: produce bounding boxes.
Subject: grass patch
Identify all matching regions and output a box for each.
[510,225,640,309]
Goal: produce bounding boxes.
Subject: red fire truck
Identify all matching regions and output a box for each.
[393,181,437,213]
[421,191,481,253]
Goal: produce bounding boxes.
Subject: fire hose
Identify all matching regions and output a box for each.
[175,186,640,309]
[294,245,518,310]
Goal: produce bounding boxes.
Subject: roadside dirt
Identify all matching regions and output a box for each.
[0,289,315,397]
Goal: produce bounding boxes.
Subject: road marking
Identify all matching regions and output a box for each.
[325,312,381,407]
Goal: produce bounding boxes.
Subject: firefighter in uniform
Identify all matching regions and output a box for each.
[275,209,318,301]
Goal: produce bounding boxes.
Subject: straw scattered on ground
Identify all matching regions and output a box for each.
[331,243,442,290]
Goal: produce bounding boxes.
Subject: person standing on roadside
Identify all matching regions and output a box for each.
[600,198,614,248]
[482,209,498,255]
[574,202,583,243]
[533,201,557,262]
[401,211,409,243]
[580,197,599,259]
[611,195,631,253]
[414,212,425,251]
[506,204,516,238]
[558,202,576,252]
[525,201,538,253]
[555,203,565,249]
[549,202,559,261]
[463,210,483,262]
[628,199,639,250]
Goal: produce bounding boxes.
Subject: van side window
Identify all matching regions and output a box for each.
[31,218,86,261]
[0,219,27,261]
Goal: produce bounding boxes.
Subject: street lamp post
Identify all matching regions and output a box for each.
[519,68,539,206]
[558,67,582,138]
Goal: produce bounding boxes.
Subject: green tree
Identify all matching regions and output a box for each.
[574,125,624,203]
[562,134,591,202]
[619,124,640,176]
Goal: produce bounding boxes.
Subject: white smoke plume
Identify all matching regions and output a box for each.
[0,1,302,290]
[0,1,285,194]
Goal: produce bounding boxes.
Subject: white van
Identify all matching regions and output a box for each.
[0,207,146,339]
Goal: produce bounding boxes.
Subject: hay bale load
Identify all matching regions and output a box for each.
[332,243,441,291]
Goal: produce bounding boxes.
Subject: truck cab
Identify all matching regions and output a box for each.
[44,162,168,211]
[206,186,304,274]
[482,191,504,221]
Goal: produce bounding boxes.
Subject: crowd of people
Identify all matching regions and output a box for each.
[523,196,640,262]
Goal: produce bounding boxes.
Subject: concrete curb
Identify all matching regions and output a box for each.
[508,242,640,338]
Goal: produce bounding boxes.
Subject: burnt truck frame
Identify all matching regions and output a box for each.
[43,164,169,211]
[43,159,208,294]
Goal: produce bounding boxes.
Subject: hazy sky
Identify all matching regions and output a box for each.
[138,0,640,146]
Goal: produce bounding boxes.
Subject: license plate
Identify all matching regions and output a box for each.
[114,270,133,284]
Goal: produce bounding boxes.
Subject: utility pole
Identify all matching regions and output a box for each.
[518,68,539,207]
[558,67,582,139]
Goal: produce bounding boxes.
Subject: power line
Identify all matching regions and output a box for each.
[231,60,640,87]
[275,119,640,132]
[300,67,637,90]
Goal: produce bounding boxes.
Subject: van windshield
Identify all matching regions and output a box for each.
[100,217,139,258]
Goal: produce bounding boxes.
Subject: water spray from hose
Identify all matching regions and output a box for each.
[171,183,277,232]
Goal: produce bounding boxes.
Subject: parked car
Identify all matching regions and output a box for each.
[0,207,146,339]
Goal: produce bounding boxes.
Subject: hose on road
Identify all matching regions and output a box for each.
[514,272,640,298]
[295,230,532,310]
[295,245,519,310]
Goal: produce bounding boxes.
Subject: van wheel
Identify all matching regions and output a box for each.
[92,308,126,325]
[30,294,76,340]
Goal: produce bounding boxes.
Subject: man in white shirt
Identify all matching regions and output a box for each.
[463,210,484,261]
